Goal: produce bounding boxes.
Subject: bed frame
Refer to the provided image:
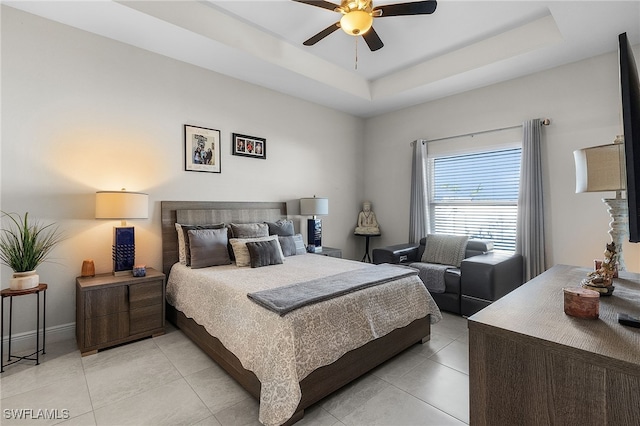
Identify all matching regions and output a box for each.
[161,201,430,425]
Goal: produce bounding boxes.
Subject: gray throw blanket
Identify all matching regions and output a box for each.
[409,262,452,293]
[247,264,417,316]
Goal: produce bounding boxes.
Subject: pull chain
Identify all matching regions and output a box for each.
[355,37,359,70]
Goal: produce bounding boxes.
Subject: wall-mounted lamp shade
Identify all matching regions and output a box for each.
[573,143,626,193]
[95,191,149,219]
[300,197,329,216]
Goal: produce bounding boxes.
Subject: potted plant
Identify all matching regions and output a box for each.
[0,211,63,290]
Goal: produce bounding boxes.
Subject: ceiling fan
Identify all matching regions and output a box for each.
[293,0,438,51]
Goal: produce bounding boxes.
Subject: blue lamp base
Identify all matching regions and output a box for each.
[306,219,323,253]
[113,226,135,275]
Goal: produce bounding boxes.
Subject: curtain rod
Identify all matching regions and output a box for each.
[413,118,551,145]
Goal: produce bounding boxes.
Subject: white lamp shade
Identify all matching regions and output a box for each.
[96,191,149,219]
[300,197,329,216]
[574,143,626,193]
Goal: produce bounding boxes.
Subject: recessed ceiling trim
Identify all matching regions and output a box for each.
[118,0,372,100]
[370,12,563,99]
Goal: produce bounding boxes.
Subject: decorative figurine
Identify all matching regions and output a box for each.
[132,264,147,277]
[581,242,618,295]
[355,201,380,235]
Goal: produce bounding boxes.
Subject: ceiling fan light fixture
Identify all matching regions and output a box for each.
[340,11,373,35]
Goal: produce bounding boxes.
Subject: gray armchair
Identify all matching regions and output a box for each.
[372,237,524,316]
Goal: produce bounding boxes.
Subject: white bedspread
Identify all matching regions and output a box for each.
[166,254,441,426]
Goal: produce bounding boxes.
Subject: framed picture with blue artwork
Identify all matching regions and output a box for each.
[184,124,221,173]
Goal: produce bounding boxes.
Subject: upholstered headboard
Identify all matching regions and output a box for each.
[161,201,288,277]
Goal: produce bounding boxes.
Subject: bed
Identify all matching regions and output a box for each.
[161,201,441,425]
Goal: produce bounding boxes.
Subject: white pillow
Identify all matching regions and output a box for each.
[175,223,186,264]
[230,235,284,267]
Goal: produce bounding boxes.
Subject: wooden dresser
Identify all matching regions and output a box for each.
[76,268,165,356]
[469,264,640,425]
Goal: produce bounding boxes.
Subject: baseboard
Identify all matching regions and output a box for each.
[1,322,75,353]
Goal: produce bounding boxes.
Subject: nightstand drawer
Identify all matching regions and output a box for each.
[129,281,163,310]
[130,304,163,335]
[84,287,128,318]
[84,312,129,347]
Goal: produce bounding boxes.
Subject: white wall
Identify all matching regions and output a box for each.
[3,5,639,341]
[363,48,640,273]
[1,6,365,335]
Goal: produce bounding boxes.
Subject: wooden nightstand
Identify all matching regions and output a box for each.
[311,247,342,258]
[76,268,165,356]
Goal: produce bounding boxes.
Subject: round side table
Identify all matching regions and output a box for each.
[355,233,381,263]
[1,283,47,373]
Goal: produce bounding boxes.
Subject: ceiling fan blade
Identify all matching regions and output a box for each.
[374,0,437,17]
[303,22,341,46]
[292,0,340,12]
[362,27,384,51]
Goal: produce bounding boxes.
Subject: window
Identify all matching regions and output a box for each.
[429,148,521,252]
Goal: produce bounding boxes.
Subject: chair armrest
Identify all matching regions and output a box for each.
[461,252,524,301]
[372,243,419,265]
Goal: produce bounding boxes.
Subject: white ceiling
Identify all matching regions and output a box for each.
[5,1,640,118]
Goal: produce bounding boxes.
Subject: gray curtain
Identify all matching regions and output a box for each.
[409,140,430,243]
[516,119,546,281]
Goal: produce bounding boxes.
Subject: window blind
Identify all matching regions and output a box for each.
[430,148,521,251]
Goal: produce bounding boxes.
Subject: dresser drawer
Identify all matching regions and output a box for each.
[129,280,163,310]
[84,286,128,318]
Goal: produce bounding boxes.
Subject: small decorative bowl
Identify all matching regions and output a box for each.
[132,265,146,277]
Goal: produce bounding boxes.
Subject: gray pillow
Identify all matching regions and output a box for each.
[188,228,231,268]
[246,239,284,268]
[266,219,294,236]
[421,234,469,267]
[230,222,269,238]
[279,234,306,257]
[230,235,284,267]
[180,223,226,266]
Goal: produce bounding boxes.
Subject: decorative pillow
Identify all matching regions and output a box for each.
[178,223,225,266]
[279,234,307,257]
[421,234,469,268]
[265,219,294,237]
[292,234,306,255]
[246,239,284,268]
[230,222,269,239]
[230,235,284,267]
[188,228,231,269]
[175,223,186,264]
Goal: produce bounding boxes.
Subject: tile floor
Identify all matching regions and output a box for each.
[0,312,469,426]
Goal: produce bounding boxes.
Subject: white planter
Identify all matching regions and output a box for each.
[9,270,40,290]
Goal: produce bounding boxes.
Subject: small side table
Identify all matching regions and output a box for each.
[355,233,381,263]
[1,283,47,373]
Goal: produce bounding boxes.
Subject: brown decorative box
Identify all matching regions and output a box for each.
[563,287,600,319]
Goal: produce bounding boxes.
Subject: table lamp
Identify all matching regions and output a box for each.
[574,135,628,270]
[95,189,149,275]
[300,196,329,253]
